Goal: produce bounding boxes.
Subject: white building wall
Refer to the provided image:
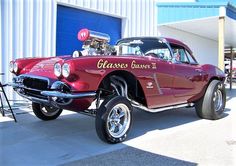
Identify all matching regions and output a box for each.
[1,0,157,101]
[157,26,218,66]
[1,0,58,101]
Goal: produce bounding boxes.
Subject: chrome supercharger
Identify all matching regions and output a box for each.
[72,28,116,57]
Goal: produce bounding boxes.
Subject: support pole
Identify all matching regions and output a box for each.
[230,47,233,90]
[0,82,17,122]
[218,16,225,71]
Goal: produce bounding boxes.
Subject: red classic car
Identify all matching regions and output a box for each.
[10,29,226,143]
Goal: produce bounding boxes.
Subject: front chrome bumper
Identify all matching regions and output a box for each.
[10,78,97,107]
[41,91,96,99]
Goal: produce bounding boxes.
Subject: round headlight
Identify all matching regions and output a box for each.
[62,63,70,78]
[54,63,62,77]
[13,62,18,73]
[9,61,14,72]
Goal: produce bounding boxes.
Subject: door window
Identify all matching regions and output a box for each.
[145,48,171,61]
[185,50,198,65]
[172,48,189,64]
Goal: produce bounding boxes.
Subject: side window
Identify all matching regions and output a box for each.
[172,48,189,64]
[145,48,171,61]
[185,50,198,65]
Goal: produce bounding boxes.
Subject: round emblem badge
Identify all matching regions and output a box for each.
[77,28,90,41]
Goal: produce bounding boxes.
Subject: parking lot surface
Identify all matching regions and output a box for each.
[1,86,235,166]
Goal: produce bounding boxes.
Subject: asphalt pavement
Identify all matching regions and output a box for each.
[0,85,235,166]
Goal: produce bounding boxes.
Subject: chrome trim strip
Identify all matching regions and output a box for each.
[153,73,163,95]
[41,91,96,99]
[132,102,194,113]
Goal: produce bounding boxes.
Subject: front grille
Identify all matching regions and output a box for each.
[23,77,48,90]
[14,76,50,99]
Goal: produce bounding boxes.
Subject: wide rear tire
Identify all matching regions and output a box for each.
[195,80,226,120]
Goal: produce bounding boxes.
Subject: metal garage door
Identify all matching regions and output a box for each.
[56,5,122,56]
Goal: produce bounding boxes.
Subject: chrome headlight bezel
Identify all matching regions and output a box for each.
[54,63,62,77]
[13,62,18,73]
[72,50,80,58]
[9,61,14,72]
[62,63,70,78]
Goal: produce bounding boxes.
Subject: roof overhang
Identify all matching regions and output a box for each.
[157,16,236,48]
[157,1,236,48]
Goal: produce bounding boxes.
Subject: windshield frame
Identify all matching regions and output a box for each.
[116,37,173,61]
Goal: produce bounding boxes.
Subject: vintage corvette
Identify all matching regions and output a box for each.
[10,29,226,143]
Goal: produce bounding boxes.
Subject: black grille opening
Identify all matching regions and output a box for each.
[23,77,48,90]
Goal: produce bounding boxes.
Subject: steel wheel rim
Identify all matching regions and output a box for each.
[41,106,60,116]
[213,89,223,112]
[107,103,131,138]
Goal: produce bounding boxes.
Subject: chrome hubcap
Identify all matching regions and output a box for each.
[107,104,131,138]
[213,89,223,112]
[42,106,60,116]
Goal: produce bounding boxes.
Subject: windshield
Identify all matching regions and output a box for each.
[116,38,171,59]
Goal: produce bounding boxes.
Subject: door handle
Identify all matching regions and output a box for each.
[195,69,203,76]
[195,69,203,73]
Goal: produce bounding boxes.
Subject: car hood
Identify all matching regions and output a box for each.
[28,57,66,79]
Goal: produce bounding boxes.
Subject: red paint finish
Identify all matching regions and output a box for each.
[10,37,225,111]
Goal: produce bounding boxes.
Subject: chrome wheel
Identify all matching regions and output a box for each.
[41,106,61,117]
[213,89,223,112]
[32,102,63,121]
[106,103,131,138]
[96,96,133,143]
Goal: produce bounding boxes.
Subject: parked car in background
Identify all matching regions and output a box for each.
[225,58,236,82]
[9,29,226,143]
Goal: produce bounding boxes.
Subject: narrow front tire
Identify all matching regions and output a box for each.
[95,96,133,144]
[32,102,63,121]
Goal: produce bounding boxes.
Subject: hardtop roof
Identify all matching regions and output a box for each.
[117,37,192,54]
